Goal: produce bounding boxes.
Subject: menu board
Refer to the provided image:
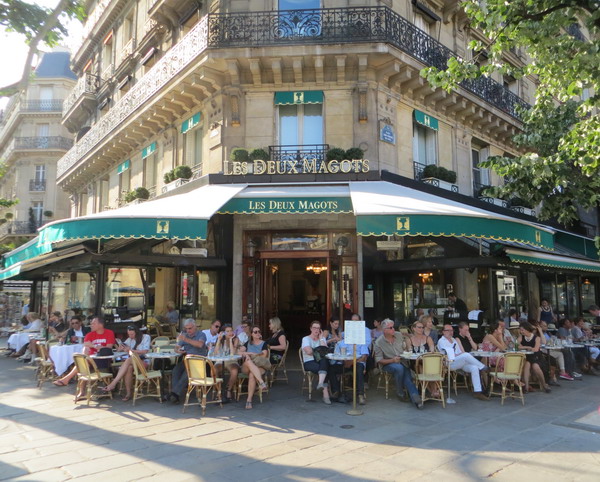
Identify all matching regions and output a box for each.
[344,320,366,345]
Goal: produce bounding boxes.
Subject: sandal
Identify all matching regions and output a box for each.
[53,380,68,387]
[121,395,131,402]
[100,386,113,393]
[245,401,252,410]
[259,382,267,391]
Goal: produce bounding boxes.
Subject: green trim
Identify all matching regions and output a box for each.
[356,215,554,250]
[0,264,21,281]
[37,218,207,245]
[555,232,599,260]
[414,110,439,131]
[117,159,131,174]
[142,142,157,159]
[508,253,600,273]
[181,112,201,134]
[218,197,352,214]
[274,90,323,105]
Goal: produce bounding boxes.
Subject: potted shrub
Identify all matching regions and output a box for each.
[230,148,249,163]
[249,148,269,161]
[163,169,175,184]
[173,165,192,180]
[477,186,509,208]
[422,164,459,193]
[4,212,13,220]
[124,187,150,203]
[43,210,53,218]
[345,147,364,160]
[326,147,345,161]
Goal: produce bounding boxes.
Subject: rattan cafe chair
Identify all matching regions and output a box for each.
[183,355,223,415]
[488,352,526,405]
[73,353,113,406]
[130,351,162,406]
[269,341,289,387]
[415,353,446,408]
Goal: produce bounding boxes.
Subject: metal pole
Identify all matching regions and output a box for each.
[346,344,363,416]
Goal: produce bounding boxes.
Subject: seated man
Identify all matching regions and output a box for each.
[166,318,207,403]
[456,322,477,353]
[558,318,587,374]
[438,324,489,401]
[373,319,423,409]
[156,301,179,327]
[574,318,600,368]
[327,337,369,405]
[538,321,574,381]
[202,320,221,346]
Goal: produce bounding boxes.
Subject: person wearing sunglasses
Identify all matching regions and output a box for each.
[239,326,270,409]
[202,320,222,347]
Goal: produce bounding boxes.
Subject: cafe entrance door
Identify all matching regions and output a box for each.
[256,250,344,348]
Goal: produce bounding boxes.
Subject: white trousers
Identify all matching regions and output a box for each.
[548,350,565,371]
[589,346,599,360]
[449,352,485,392]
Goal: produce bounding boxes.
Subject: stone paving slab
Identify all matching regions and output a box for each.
[1,347,600,481]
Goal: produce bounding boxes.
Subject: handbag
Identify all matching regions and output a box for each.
[313,345,333,362]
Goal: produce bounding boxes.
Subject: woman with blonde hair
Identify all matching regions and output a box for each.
[266,316,287,365]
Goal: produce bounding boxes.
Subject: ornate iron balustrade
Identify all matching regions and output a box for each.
[21,99,63,112]
[0,221,35,236]
[473,181,490,197]
[29,179,46,192]
[207,7,529,118]
[269,144,329,173]
[413,161,427,180]
[63,73,98,116]
[15,136,73,150]
[191,163,203,181]
[58,7,530,180]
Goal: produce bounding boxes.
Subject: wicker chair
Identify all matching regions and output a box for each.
[183,355,223,415]
[488,352,526,405]
[34,341,56,388]
[73,354,113,405]
[130,351,162,406]
[299,348,315,400]
[268,341,289,387]
[415,353,446,408]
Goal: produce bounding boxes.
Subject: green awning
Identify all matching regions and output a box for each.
[219,196,353,214]
[181,112,201,134]
[555,231,599,260]
[356,215,553,249]
[3,239,52,269]
[0,264,21,281]
[506,248,600,273]
[117,159,130,174]
[142,142,157,159]
[274,91,323,105]
[414,109,439,131]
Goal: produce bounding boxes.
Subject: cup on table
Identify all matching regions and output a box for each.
[340,346,347,356]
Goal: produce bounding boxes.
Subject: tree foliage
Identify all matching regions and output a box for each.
[423,0,600,226]
[0,0,85,95]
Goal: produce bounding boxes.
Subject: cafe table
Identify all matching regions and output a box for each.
[7,332,39,351]
[49,343,84,375]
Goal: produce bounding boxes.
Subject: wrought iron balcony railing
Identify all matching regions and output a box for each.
[269,144,329,173]
[29,179,46,192]
[21,99,63,112]
[15,136,73,150]
[0,221,36,236]
[413,161,427,181]
[63,73,98,116]
[58,7,530,180]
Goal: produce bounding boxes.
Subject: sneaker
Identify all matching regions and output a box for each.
[316,383,325,391]
[572,372,583,378]
[358,395,366,405]
[474,392,490,401]
[323,397,332,405]
[411,393,423,409]
[559,372,574,381]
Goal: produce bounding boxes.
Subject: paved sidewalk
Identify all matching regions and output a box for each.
[0,352,599,481]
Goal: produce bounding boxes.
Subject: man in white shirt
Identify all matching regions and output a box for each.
[437,324,489,401]
[202,320,221,345]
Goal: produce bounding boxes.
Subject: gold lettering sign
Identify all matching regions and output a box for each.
[225,159,370,176]
[535,230,541,243]
[396,217,410,231]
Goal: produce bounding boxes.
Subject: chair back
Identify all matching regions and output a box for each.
[419,353,445,377]
[36,341,49,361]
[152,336,170,347]
[130,351,148,377]
[184,355,215,381]
[73,353,92,377]
[298,347,307,373]
[279,341,289,366]
[503,352,526,377]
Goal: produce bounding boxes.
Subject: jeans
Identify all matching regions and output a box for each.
[382,362,418,397]
[328,362,365,396]
[171,362,189,396]
[304,359,329,375]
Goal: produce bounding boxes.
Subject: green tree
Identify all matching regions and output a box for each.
[0,0,85,95]
[423,0,600,226]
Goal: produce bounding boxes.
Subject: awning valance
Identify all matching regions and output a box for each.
[414,109,439,131]
[350,181,554,249]
[117,159,130,173]
[181,112,201,134]
[141,142,156,159]
[506,248,600,273]
[274,91,323,105]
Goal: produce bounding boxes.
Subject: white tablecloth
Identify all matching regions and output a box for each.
[7,333,33,351]
[50,344,84,375]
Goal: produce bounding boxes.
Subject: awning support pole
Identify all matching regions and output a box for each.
[97,239,101,254]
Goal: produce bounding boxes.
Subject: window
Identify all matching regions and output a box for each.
[35,165,46,182]
[32,201,43,226]
[143,152,158,190]
[412,123,437,167]
[503,75,518,94]
[472,144,490,193]
[118,162,131,201]
[102,30,113,78]
[278,103,323,146]
[183,126,203,168]
[413,14,429,34]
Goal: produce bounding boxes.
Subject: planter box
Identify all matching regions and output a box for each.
[422,177,459,193]
[479,197,509,208]
[161,177,190,194]
[510,206,536,217]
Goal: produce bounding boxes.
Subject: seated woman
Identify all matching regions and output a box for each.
[214,324,240,403]
[322,318,342,347]
[301,321,331,405]
[421,315,439,345]
[239,327,270,409]
[481,322,508,371]
[409,320,437,396]
[102,325,151,401]
[371,318,384,340]
[518,321,551,393]
[266,316,287,365]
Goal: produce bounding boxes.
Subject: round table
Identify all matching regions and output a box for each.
[90,351,128,360]
[49,344,85,375]
[326,353,355,361]
[7,332,38,351]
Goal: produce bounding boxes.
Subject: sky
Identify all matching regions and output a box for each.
[0,0,83,109]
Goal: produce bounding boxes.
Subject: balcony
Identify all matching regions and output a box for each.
[0,221,36,238]
[21,99,63,112]
[29,179,47,192]
[14,136,73,150]
[58,6,530,182]
[268,145,329,173]
[62,73,99,131]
